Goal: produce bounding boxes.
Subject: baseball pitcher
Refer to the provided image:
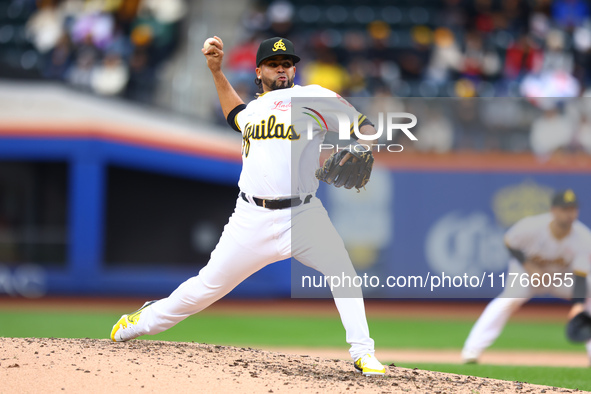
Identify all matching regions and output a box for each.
[110,36,386,376]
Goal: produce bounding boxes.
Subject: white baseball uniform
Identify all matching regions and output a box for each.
[462,212,591,361]
[126,84,377,360]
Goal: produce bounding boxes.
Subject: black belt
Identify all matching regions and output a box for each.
[240,192,312,209]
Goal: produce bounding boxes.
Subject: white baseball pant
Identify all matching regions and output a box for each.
[132,195,375,361]
[462,260,591,361]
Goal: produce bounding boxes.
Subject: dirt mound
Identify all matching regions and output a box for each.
[0,337,584,393]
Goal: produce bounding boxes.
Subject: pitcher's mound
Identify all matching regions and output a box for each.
[0,337,578,393]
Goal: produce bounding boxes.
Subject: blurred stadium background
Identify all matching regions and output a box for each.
[0,0,591,303]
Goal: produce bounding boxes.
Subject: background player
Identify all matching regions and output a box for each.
[110,36,386,376]
[462,190,591,364]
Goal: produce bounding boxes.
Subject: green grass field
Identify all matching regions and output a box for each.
[0,311,580,350]
[0,310,588,390]
[395,363,591,392]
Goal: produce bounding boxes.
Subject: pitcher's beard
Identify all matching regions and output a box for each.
[265,76,294,91]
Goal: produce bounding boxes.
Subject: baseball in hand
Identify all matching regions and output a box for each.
[203,38,218,55]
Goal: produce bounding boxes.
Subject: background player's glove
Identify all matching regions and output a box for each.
[316,144,374,191]
[565,311,591,343]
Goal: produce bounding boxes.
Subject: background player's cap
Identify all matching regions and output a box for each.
[256,37,300,66]
[551,189,579,208]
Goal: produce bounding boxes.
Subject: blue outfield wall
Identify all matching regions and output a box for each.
[1,136,590,299]
[0,137,292,298]
[298,169,591,299]
[370,172,591,299]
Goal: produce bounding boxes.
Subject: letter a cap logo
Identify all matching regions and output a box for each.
[552,189,579,208]
[272,39,287,52]
[256,37,301,66]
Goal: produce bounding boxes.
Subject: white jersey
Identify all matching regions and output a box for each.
[504,212,591,276]
[235,84,363,198]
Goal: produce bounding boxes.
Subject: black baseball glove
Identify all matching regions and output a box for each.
[316,145,374,191]
[565,311,591,343]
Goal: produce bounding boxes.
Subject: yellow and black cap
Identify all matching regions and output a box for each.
[551,189,579,208]
[256,37,300,66]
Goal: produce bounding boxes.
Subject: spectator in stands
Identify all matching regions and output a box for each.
[343,30,369,61]
[265,0,294,37]
[499,0,531,34]
[439,0,466,29]
[11,0,591,157]
[302,48,350,94]
[225,34,262,96]
[346,57,372,96]
[426,27,462,85]
[458,30,501,82]
[41,33,72,79]
[530,5,551,42]
[520,70,580,111]
[65,41,95,91]
[572,23,591,86]
[134,0,185,67]
[503,33,543,81]
[70,10,115,51]
[342,31,373,95]
[25,0,64,54]
[552,0,590,31]
[240,4,269,34]
[124,48,155,104]
[529,106,576,159]
[395,26,432,81]
[541,29,574,74]
[105,21,133,60]
[367,28,397,71]
[141,0,186,25]
[18,0,185,106]
[90,52,129,96]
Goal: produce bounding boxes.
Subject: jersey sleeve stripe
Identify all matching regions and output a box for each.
[349,115,367,133]
[227,103,246,133]
[573,269,588,277]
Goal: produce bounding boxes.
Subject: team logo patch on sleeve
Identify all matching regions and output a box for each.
[303,107,327,132]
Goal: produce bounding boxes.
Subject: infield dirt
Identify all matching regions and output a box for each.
[1,337,588,393]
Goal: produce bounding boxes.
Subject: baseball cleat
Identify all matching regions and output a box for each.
[110,300,157,342]
[354,354,386,376]
[461,349,480,364]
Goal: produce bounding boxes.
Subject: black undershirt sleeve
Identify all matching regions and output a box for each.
[572,274,587,304]
[350,114,375,140]
[227,104,247,132]
[507,247,526,264]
